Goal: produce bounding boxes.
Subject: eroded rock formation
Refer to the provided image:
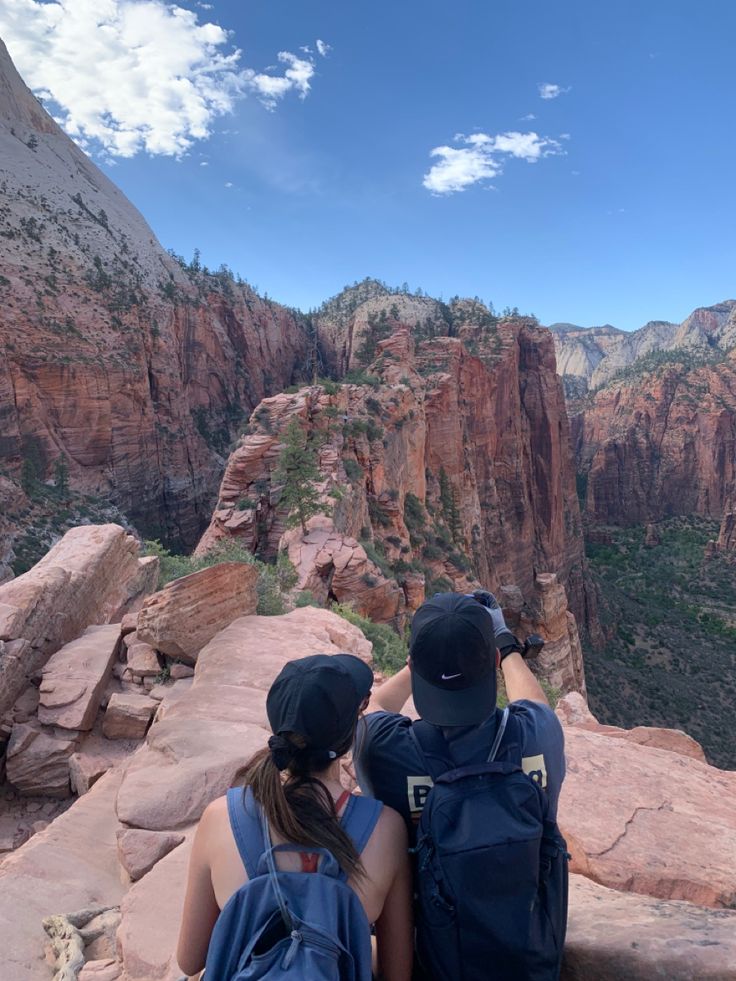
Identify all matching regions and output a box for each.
[0,39,309,556]
[198,315,594,644]
[572,354,736,525]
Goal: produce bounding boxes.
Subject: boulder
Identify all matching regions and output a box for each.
[559,726,736,907]
[116,829,185,882]
[0,525,159,717]
[556,692,707,762]
[37,624,121,731]
[136,562,259,663]
[126,642,162,679]
[102,694,155,741]
[6,722,77,797]
[169,662,194,680]
[69,734,137,795]
[563,873,736,980]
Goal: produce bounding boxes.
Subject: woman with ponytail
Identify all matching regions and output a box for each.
[177,653,413,980]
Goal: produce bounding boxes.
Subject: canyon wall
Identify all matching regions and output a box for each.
[0,39,309,553]
[571,354,736,525]
[199,304,594,644]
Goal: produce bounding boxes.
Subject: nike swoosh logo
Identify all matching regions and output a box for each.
[441,672,462,681]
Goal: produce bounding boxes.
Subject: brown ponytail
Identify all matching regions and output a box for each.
[234,728,365,881]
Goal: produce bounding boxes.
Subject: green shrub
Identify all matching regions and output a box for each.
[332,604,407,675]
[343,458,363,482]
[295,590,319,607]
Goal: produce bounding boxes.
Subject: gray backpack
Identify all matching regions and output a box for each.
[202,787,382,980]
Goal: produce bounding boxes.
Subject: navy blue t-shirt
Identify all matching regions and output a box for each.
[354,700,565,839]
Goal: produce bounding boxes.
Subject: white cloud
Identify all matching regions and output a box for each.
[0,0,327,157]
[224,181,233,187]
[520,113,536,121]
[538,82,570,100]
[243,50,316,109]
[423,131,564,195]
[316,39,331,58]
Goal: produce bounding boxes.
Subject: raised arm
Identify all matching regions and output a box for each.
[365,663,412,715]
[501,650,549,706]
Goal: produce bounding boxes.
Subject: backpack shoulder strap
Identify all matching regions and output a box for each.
[408,720,453,781]
[494,707,524,765]
[226,786,267,880]
[340,795,383,855]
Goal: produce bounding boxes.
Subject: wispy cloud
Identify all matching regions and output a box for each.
[243,51,315,110]
[0,0,328,157]
[538,82,571,100]
[316,39,331,58]
[520,112,536,121]
[423,131,564,195]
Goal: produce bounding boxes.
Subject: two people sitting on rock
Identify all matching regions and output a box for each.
[177,591,568,981]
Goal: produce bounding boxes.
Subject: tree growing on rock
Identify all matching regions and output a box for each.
[274,418,325,536]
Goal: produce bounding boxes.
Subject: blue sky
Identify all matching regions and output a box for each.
[3,0,736,329]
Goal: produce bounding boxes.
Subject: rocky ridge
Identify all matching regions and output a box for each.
[551,300,736,394]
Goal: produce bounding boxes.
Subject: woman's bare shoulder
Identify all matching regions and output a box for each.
[372,803,408,849]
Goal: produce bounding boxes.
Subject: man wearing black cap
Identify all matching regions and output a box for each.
[354,590,565,839]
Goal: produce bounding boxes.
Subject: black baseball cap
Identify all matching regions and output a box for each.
[410,592,497,726]
[267,653,374,751]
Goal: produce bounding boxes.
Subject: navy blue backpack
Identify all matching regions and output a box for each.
[203,787,382,980]
[410,708,569,981]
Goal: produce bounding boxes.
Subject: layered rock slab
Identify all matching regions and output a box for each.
[136,562,259,663]
[37,624,121,731]
[0,525,157,718]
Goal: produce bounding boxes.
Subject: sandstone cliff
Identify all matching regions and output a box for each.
[551,299,736,394]
[0,39,309,557]
[198,297,595,661]
[572,352,736,525]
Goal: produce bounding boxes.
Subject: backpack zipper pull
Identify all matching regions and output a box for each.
[282,930,303,968]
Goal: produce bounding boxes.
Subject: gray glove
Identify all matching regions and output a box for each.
[471,590,518,656]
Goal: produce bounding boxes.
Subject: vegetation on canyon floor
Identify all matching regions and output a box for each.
[584,515,736,769]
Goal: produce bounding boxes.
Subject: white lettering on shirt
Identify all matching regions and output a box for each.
[407,776,434,814]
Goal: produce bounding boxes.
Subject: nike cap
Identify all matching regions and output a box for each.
[410,592,497,726]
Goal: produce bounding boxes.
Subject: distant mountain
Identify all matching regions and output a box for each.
[550,303,736,395]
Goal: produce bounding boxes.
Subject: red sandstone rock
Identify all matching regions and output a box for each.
[563,873,736,980]
[136,562,259,663]
[556,691,707,762]
[102,694,155,741]
[79,960,122,980]
[198,318,593,642]
[126,642,161,679]
[168,663,194,680]
[116,829,185,882]
[6,723,76,797]
[37,624,121,731]
[559,726,736,907]
[572,356,736,525]
[0,42,309,555]
[0,525,157,718]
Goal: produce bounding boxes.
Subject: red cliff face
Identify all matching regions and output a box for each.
[572,354,736,525]
[0,41,309,552]
[199,313,594,642]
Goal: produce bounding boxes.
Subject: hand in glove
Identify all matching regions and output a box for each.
[471,590,519,658]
